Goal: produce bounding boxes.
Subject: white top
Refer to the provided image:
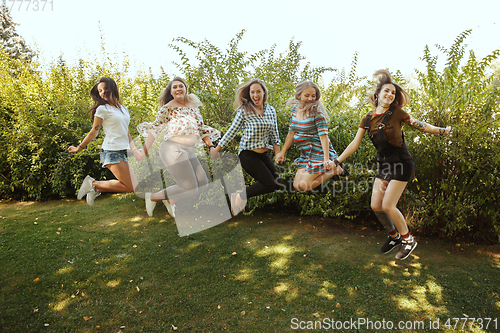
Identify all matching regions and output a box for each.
[95,104,130,150]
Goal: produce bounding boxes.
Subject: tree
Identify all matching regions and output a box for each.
[0,2,35,61]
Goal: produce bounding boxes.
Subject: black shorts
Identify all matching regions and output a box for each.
[376,160,415,182]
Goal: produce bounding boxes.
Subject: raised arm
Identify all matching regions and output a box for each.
[68,116,103,153]
[336,127,366,164]
[404,116,451,135]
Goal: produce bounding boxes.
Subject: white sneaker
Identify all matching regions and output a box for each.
[145,193,156,217]
[77,175,95,200]
[162,200,176,217]
[86,189,101,206]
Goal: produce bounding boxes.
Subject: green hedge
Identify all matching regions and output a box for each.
[1,30,499,241]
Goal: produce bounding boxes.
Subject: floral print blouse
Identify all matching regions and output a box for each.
[137,106,220,146]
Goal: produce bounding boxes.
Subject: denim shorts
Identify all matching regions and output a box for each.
[99,150,128,168]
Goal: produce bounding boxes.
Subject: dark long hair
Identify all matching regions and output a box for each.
[88,77,122,119]
[369,69,409,109]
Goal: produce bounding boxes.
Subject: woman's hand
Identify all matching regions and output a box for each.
[324,160,334,171]
[210,146,220,159]
[133,148,145,161]
[444,126,452,135]
[134,148,146,161]
[68,145,81,153]
[275,152,286,164]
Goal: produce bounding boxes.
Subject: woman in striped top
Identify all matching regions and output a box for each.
[275,81,343,191]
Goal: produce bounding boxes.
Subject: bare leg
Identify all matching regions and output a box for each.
[371,178,409,235]
[293,165,343,191]
[93,160,136,193]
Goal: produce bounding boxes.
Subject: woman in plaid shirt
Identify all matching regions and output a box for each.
[212,79,281,215]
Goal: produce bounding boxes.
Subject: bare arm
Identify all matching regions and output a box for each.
[319,134,330,163]
[336,127,366,163]
[142,132,157,155]
[275,131,295,164]
[272,144,281,156]
[404,116,451,135]
[68,117,103,153]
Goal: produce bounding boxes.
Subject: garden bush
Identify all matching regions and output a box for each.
[1,30,499,241]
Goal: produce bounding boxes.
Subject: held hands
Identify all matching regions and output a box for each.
[210,147,220,159]
[275,152,286,164]
[324,160,335,171]
[133,148,146,161]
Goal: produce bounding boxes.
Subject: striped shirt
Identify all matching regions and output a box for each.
[289,107,337,173]
[218,104,280,155]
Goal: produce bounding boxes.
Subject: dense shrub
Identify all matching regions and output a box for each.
[1,30,499,241]
[404,30,500,241]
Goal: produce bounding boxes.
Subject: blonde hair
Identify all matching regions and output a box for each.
[234,78,268,114]
[369,69,410,109]
[158,76,201,108]
[286,81,329,122]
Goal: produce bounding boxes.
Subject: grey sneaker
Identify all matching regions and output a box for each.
[395,236,418,260]
[86,189,101,206]
[380,235,402,254]
[77,175,95,200]
[162,200,176,217]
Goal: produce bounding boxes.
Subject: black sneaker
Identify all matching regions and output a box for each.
[380,235,402,254]
[395,236,418,260]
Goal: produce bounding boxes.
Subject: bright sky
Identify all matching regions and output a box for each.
[7,0,500,82]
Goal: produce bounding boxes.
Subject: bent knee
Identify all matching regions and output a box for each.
[371,203,383,212]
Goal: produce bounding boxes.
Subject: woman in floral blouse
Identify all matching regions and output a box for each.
[137,77,220,217]
[211,78,281,215]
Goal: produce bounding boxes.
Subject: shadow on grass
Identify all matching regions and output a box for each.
[0,195,499,332]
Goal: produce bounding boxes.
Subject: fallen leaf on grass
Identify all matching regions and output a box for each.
[33,278,40,283]
[231,252,237,255]
[336,303,341,308]
[241,311,246,315]
[83,316,92,321]
[136,286,140,292]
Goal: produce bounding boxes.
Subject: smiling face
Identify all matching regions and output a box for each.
[298,86,317,104]
[97,82,109,102]
[170,80,187,101]
[377,83,396,106]
[249,83,265,107]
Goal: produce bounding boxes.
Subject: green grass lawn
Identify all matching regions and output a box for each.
[1,194,499,332]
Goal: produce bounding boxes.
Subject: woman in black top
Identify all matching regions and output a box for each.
[336,70,451,260]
